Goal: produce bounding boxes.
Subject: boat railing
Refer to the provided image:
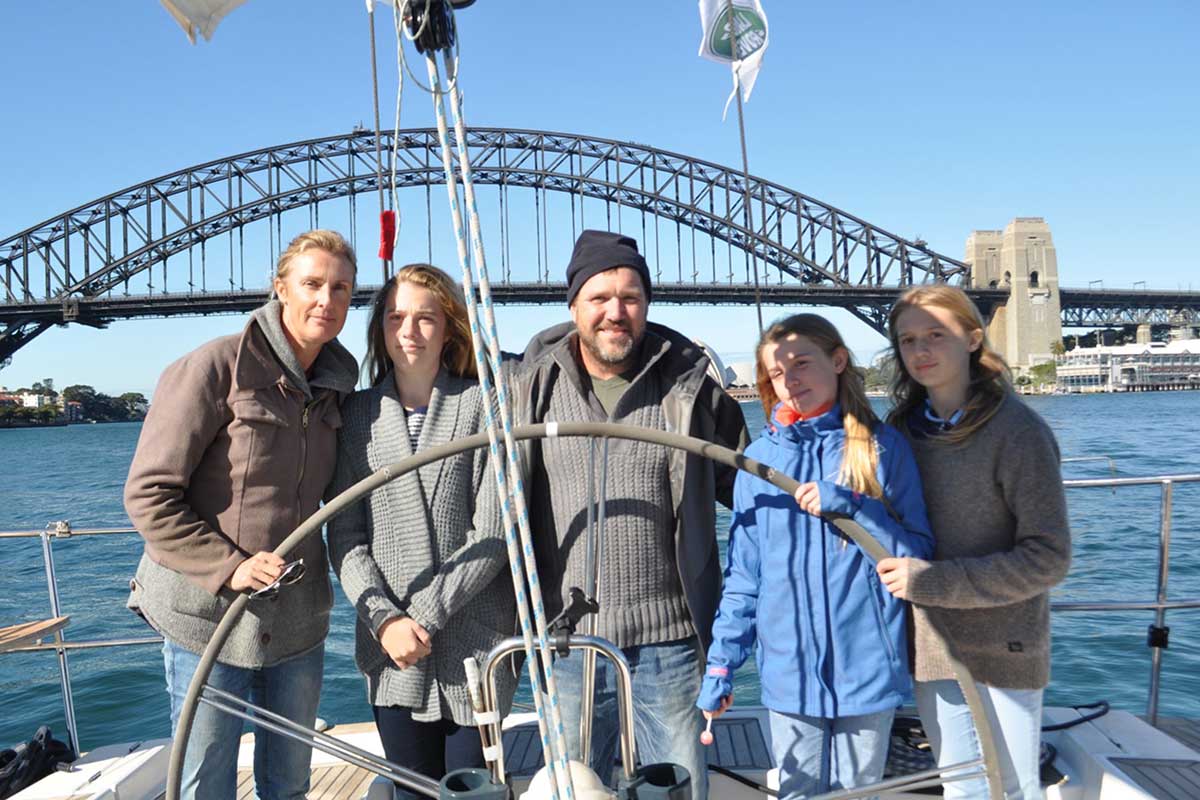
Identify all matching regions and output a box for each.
[0,523,161,757]
[2,472,1199,759]
[1054,472,1200,726]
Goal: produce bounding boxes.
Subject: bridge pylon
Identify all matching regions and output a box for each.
[966,217,1063,371]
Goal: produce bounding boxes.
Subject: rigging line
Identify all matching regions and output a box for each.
[499,180,507,280]
[365,0,387,283]
[225,179,233,290]
[604,159,611,230]
[397,0,459,96]
[438,46,579,800]
[187,186,194,291]
[541,165,549,282]
[724,0,763,334]
[675,176,682,282]
[535,148,545,279]
[199,192,207,291]
[503,180,511,282]
[389,0,407,261]
[425,50,573,800]
[349,183,358,251]
[426,153,434,263]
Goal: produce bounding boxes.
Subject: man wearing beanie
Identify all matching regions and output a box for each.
[511,229,748,797]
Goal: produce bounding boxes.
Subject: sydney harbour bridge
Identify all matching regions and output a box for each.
[3,127,1199,365]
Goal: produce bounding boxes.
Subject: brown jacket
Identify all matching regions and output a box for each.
[125,307,358,666]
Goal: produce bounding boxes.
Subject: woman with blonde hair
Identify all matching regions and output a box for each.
[125,230,359,800]
[697,313,934,799]
[327,264,515,794]
[878,285,1071,799]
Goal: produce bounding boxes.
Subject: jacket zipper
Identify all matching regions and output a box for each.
[868,570,900,664]
[297,397,318,517]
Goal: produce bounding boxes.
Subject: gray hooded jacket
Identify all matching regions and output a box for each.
[125,302,358,668]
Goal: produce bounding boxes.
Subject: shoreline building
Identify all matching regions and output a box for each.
[1056,339,1200,393]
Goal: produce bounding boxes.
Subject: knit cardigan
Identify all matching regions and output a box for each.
[904,392,1072,689]
[327,370,517,725]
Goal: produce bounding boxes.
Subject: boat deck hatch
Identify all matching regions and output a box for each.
[1109,757,1200,800]
[500,716,775,776]
[701,717,772,770]
[1146,716,1200,754]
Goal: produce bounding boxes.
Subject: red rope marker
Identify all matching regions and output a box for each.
[378,210,396,261]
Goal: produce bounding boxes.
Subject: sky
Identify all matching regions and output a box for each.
[1,1,1197,397]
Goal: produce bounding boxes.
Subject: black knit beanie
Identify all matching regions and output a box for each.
[565,230,652,306]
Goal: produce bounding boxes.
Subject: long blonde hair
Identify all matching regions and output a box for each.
[885,285,1011,443]
[365,263,477,386]
[756,314,883,498]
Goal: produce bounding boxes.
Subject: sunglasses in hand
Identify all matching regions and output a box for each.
[249,559,306,600]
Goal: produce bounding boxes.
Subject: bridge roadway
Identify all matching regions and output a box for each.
[6,284,1200,326]
[1,283,1009,325]
[5,283,1199,363]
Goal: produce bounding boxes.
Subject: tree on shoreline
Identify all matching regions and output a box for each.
[62,385,146,423]
[0,404,60,425]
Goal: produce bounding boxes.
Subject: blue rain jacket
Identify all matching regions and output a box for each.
[697,404,934,718]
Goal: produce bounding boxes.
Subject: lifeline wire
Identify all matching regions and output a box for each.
[424,49,575,800]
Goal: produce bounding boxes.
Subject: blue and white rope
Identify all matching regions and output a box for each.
[439,47,585,792]
[423,52,575,800]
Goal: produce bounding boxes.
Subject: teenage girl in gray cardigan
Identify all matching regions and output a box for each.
[327,264,516,792]
[878,285,1071,800]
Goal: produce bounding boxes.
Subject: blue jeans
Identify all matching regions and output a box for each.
[915,679,1043,800]
[768,709,894,800]
[554,638,709,800]
[163,639,324,800]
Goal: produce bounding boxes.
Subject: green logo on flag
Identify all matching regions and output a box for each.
[709,7,767,61]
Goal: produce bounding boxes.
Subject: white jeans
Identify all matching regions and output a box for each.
[915,679,1043,800]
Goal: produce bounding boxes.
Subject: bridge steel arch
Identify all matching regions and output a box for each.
[1,127,972,362]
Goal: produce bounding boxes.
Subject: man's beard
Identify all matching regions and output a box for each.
[579,323,640,367]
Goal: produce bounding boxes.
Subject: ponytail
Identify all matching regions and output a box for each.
[838,362,883,498]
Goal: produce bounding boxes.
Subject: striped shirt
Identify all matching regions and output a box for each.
[405,405,427,450]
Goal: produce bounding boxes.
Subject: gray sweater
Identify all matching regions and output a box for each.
[905,393,1072,689]
[327,371,517,725]
[534,346,692,648]
[512,321,749,654]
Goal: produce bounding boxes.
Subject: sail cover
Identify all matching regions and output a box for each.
[160,0,248,43]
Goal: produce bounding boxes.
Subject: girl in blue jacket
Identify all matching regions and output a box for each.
[697,313,934,799]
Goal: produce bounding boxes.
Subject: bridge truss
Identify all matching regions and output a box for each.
[4,128,1198,365]
[0,128,971,362]
[1058,289,1200,328]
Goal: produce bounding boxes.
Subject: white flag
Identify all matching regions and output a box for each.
[697,0,769,118]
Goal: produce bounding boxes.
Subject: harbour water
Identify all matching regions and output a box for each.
[1,392,1198,752]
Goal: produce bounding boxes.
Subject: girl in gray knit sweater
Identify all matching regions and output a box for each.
[327,265,516,794]
[878,285,1071,800]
